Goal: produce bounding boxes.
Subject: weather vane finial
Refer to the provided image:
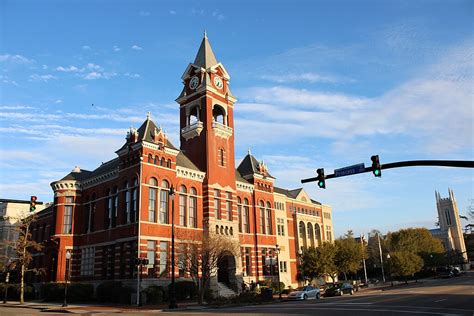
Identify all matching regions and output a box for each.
[146,111,151,120]
[204,30,208,38]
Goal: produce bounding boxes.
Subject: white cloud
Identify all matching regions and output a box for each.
[0,105,33,110]
[86,63,103,71]
[83,72,102,80]
[0,54,34,64]
[132,45,143,51]
[56,65,83,72]
[113,45,121,52]
[124,72,141,79]
[82,45,91,50]
[29,74,56,82]
[212,10,225,21]
[261,72,343,84]
[42,64,48,70]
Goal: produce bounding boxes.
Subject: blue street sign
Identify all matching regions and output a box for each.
[334,163,366,178]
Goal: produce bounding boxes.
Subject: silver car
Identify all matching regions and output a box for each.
[287,285,321,300]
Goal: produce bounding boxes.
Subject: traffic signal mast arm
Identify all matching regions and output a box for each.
[301,159,474,184]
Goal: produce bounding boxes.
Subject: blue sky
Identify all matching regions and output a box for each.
[1,0,472,237]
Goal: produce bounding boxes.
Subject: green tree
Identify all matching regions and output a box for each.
[386,228,444,267]
[300,242,337,283]
[389,251,423,283]
[334,231,364,280]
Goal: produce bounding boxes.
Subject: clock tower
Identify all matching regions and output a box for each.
[176,33,237,190]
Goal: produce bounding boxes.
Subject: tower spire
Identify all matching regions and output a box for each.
[194,32,218,68]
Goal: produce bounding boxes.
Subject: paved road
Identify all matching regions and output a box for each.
[0,273,472,315]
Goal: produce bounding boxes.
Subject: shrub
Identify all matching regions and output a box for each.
[119,286,134,304]
[271,282,285,294]
[41,283,65,301]
[143,285,165,304]
[68,283,94,302]
[96,281,123,303]
[169,281,197,300]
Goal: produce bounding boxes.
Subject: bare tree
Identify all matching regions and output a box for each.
[2,212,44,304]
[176,230,239,304]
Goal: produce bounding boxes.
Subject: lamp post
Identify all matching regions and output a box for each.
[275,244,281,300]
[62,250,71,307]
[386,254,393,286]
[168,186,178,309]
[360,233,368,285]
[298,249,304,285]
[377,233,386,283]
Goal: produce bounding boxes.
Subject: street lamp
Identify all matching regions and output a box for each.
[62,250,71,307]
[275,244,281,300]
[386,254,393,286]
[168,186,178,309]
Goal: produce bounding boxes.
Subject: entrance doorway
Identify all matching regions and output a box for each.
[217,253,236,287]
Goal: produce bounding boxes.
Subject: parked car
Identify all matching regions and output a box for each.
[324,283,354,297]
[287,285,321,300]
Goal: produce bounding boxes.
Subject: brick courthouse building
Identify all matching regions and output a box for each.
[31,34,334,293]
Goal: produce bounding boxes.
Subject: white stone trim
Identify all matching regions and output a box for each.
[176,166,206,182]
[81,168,119,190]
[236,181,254,193]
[212,121,233,139]
[181,121,204,141]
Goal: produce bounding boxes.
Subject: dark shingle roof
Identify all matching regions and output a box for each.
[237,153,274,179]
[60,169,92,181]
[89,158,120,178]
[176,152,201,171]
[194,34,218,68]
[274,186,321,205]
[235,170,249,183]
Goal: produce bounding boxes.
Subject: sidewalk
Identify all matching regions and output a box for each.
[2,300,205,314]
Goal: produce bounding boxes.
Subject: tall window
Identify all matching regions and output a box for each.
[148,178,158,222]
[237,197,242,232]
[159,241,168,276]
[113,187,118,227]
[325,225,332,242]
[159,180,169,224]
[445,209,452,226]
[189,188,197,228]
[259,201,265,234]
[106,190,112,228]
[266,202,272,235]
[63,196,73,234]
[277,218,285,236]
[179,185,187,226]
[243,198,250,233]
[80,247,95,276]
[219,148,225,166]
[90,194,96,232]
[131,178,138,222]
[226,192,232,221]
[245,247,251,276]
[124,182,131,223]
[147,241,156,271]
[214,189,221,220]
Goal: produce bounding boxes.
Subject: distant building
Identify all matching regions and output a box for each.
[430,189,468,262]
[0,199,46,266]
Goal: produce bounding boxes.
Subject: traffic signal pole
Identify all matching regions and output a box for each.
[301,159,474,186]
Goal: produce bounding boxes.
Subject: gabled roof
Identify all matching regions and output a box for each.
[236,151,274,179]
[274,186,321,205]
[136,117,178,150]
[235,169,249,183]
[194,33,218,69]
[176,152,201,171]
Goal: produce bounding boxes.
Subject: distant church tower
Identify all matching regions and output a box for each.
[435,189,468,262]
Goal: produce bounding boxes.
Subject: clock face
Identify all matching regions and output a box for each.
[189,76,199,89]
[214,76,223,89]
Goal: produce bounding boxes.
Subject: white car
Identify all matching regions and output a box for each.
[287,285,321,300]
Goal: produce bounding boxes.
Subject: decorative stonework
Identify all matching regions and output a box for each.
[212,121,232,139]
[176,166,206,181]
[181,121,204,141]
[81,169,119,190]
[236,181,254,193]
[51,180,81,192]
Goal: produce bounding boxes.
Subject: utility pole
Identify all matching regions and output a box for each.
[360,234,368,285]
[377,233,386,283]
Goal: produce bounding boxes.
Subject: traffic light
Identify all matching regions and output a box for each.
[371,155,382,177]
[30,196,37,212]
[316,168,326,189]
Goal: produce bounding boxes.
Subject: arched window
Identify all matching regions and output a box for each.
[189,188,197,228]
[445,209,452,226]
[159,180,169,224]
[189,106,200,125]
[148,178,158,222]
[219,148,225,167]
[265,202,272,235]
[167,159,172,168]
[212,104,226,125]
[299,221,307,249]
[154,156,159,165]
[307,223,314,247]
[237,197,242,232]
[148,154,153,163]
[259,201,265,234]
[243,198,250,233]
[179,185,187,226]
[314,224,322,246]
[226,192,232,221]
[160,157,165,167]
[124,181,130,224]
